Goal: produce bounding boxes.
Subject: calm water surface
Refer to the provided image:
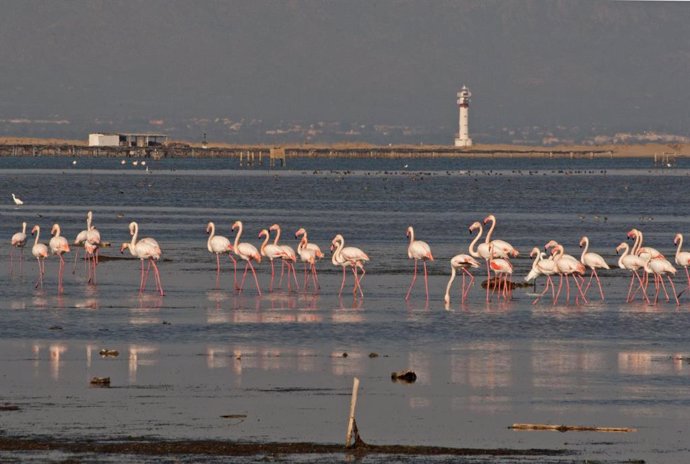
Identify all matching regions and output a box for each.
[0,156,689,463]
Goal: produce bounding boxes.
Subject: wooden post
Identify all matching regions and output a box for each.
[345,377,360,447]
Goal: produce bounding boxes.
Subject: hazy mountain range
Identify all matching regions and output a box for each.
[0,0,688,144]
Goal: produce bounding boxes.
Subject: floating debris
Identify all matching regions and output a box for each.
[391,370,417,383]
[90,377,111,387]
[99,349,119,357]
[368,352,379,358]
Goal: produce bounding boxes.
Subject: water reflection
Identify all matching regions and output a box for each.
[128,344,158,383]
[49,343,67,380]
[129,295,163,325]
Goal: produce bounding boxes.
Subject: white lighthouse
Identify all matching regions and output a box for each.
[454,85,472,147]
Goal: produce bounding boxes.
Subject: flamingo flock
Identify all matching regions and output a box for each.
[7,212,690,306]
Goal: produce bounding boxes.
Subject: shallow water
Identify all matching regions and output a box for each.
[1,156,690,463]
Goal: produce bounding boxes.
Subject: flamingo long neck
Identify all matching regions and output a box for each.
[407,227,415,246]
[468,224,483,257]
[130,223,139,248]
[334,240,345,265]
[676,234,683,260]
[87,212,93,230]
[207,223,215,251]
[34,227,40,245]
[233,223,243,250]
[580,237,589,263]
[485,217,496,243]
[298,235,308,253]
[618,244,629,268]
[273,227,281,245]
[260,232,269,254]
[444,266,457,303]
[531,251,542,270]
[553,245,564,263]
[632,231,642,255]
[22,222,26,234]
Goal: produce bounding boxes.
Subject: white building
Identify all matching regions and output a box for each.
[88,133,168,147]
[88,133,119,147]
[454,85,473,147]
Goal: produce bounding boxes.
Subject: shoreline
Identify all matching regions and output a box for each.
[0,435,570,458]
[0,137,687,159]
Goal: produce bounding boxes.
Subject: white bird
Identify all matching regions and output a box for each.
[49,224,70,293]
[579,236,610,301]
[645,256,678,305]
[206,221,237,289]
[10,221,28,271]
[674,233,690,295]
[616,242,649,304]
[444,253,479,306]
[331,234,369,297]
[231,221,262,295]
[405,226,434,301]
[12,193,23,206]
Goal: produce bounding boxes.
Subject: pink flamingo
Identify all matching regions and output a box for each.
[331,234,369,297]
[550,244,587,305]
[269,224,299,291]
[444,253,479,305]
[232,221,262,296]
[259,228,287,291]
[30,225,49,289]
[483,214,519,258]
[616,242,649,304]
[488,242,513,301]
[405,226,434,301]
[49,224,70,293]
[673,233,690,295]
[526,247,557,304]
[206,221,237,289]
[121,221,164,296]
[73,211,99,273]
[10,221,27,273]
[645,255,678,305]
[628,228,664,260]
[579,236,610,300]
[468,221,493,302]
[297,235,319,291]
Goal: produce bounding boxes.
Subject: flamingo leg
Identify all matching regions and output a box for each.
[143,260,152,291]
[248,260,261,296]
[310,263,318,292]
[553,274,564,305]
[423,261,429,301]
[303,263,309,290]
[215,254,221,288]
[634,270,650,304]
[485,260,490,303]
[406,259,418,300]
[593,269,605,300]
[269,259,275,292]
[685,267,690,294]
[533,276,551,304]
[227,254,238,290]
[35,258,42,288]
[279,260,285,288]
[58,255,65,293]
[291,262,299,291]
[659,273,670,302]
[668,275,680,305]
[72,248,80,274]
[239,262,250,292]
[464,269,475,302]
[339,266,347,296]
[151,259,164,296]
[572,274,588,303]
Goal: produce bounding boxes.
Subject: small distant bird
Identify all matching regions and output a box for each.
[141,161,146,166]
[12,193,23,206]
[132,160,139,166]
[120,160,126,165]
[403,164,409,168]
[72,160,77,165]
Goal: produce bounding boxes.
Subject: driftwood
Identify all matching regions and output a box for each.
[510,423,636,433]
[99,349,119,357]
[90,377,111,387]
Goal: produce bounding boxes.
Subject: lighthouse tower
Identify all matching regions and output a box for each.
[454,85,472,147]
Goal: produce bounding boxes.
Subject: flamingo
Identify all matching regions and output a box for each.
[331,234,369,297]
[121,221,164,295]
[73,211,99,273]
[12,193,23,206]
[468,221,493,302]
[628,228,664,260]
[443,253,479,305]
[232,221,262,295]
[49,224,70,293]
[673,233,690,295]
[616,242,649,304]
[525,247,558,304]
[10,221,27,272]
[483,214,519,258]
[579,236,610,300]
[206,222,237,289]
[487,242,513,301]
[30,225,49,289]
[405,226,434,301]
[295,228,324,289]
[645,256,678,305]
[550,244,587,305]
[297,235,320,291]
[259,228,287,291]
[269,224,299,291]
